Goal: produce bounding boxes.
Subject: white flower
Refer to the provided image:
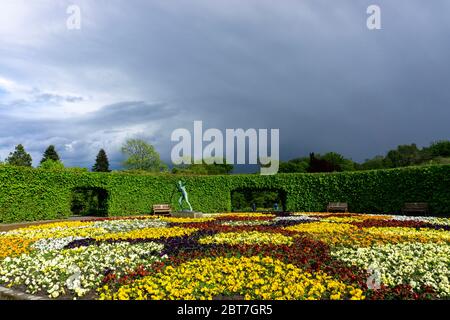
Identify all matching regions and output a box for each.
[274,216,319,222]
[332,242,450,297]
[0,242,166,299]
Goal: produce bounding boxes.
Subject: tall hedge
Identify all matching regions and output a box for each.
[0,165,449,223]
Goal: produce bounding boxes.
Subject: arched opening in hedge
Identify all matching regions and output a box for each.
[231,188,286,212]
[70,187,109,217]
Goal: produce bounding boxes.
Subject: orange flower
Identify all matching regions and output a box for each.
[0,236,33,259]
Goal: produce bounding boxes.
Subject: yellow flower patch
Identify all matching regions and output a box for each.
[98,256,365,300]
[198,231,293,246]
[322,217,367,223]
[364,227,450,244]
[321,215,391,223]
[9,227,108,240]
[18,221,95,231]
[285,222,358,235]
[293,212,330,216]
[285,221,450,247]
[359,214,393,220]
[305,230,408,247]
[284,222,401,247]
[158,217,215,223]
[0,236,33,259]
[218,213,275,218]
[94,227,198,241]
[293,212,392,220]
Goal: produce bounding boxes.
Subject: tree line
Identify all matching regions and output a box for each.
[0,138,232,175]
[279,140,450,173]
[0,139,168,174]
[1,139,449,174]
[0,144,111,172]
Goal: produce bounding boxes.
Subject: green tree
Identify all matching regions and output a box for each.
[5,144,32,167]
[426,140,450,158]
[384,144,422,168]
[231,189,282,211]
[207,160,233,174]
[66,167,89,173]
[278,157,309,173]
[39,159,65,170]
[121,139,167,172]
[231,191,246,211]
[93,149,111,172]
[173,158,233,175]
[40,145,60,164]
[360,155,385,170]
[321,152,356,171]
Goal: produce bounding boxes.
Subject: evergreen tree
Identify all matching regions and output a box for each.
[93,149,111,172]
[40,145,60,164]
[5,144,33,167]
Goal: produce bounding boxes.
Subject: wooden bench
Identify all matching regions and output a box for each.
[326,202,348,213]
[152,204,171,216]
[402,202,429,215]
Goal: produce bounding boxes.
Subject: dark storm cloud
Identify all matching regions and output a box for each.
[81,101,175,127]
[0,0,449,168]
[0,101,175,136]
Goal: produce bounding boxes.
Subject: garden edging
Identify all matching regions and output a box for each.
[0,285,48,300]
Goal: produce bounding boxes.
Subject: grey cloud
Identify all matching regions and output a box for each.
[80,101,176,127]
[0,100,179,167]
[34,93,84,104]
[1,0,450,169]
[0,101,176,136]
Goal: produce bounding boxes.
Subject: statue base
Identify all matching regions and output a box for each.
[171,210,204,218]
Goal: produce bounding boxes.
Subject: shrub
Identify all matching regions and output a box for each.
[39,159,65,170]
[0,165,449,223]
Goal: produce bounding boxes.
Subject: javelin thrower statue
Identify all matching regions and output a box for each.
[177,180,193,211]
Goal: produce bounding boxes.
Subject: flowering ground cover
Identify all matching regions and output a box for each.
[0,212,448,300]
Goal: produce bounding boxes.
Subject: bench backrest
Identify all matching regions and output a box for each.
[404,202,428,209]
[328,202,348,208]
[153,204,171,210]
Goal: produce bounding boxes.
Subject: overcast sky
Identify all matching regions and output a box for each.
[0,0,449,170]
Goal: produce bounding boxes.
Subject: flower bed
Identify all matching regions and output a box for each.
[0,212,449,300]
[98,256,364,300]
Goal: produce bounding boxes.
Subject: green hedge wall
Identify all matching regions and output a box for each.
[0,165,449,223]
